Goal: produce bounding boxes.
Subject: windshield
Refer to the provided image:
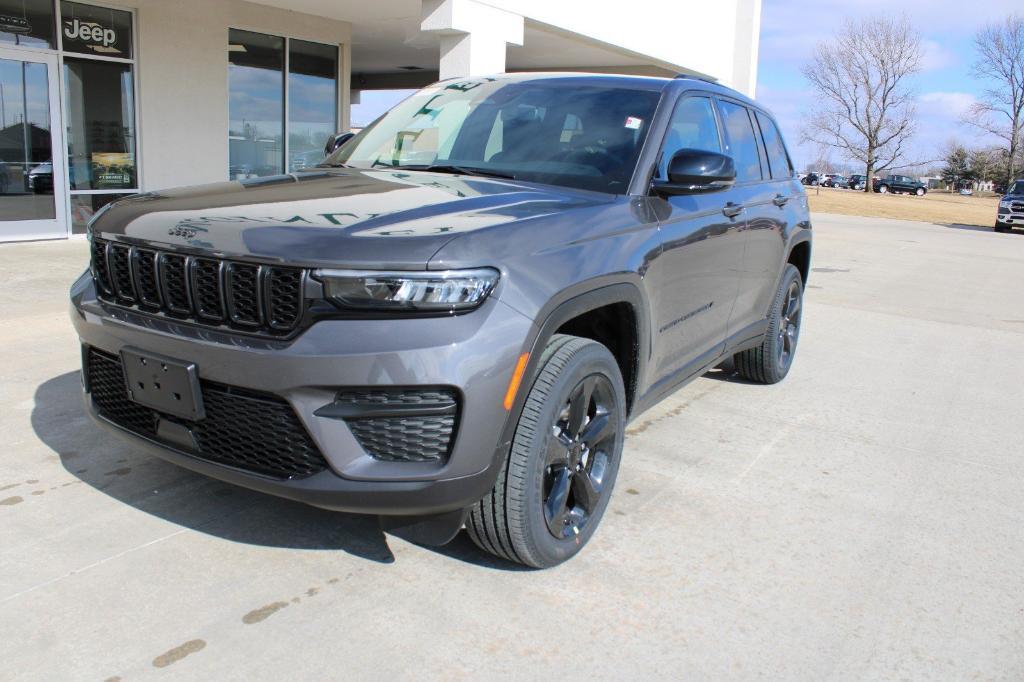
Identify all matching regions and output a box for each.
[1010,181,1024,195]
[325,77,662,194]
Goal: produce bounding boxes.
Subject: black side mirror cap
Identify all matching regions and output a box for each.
[652,149,737,196]
[324,132,355,157]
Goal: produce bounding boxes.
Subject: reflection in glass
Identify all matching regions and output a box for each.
[0,0,55,49]
[0,58,55,221]
[229,29,283,180]
[60,1,133,59]
[288,39,337,172]
[64,57,137,191]
[70,192,126,234]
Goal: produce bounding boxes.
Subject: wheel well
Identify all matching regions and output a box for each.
[555,302,638,413]
[788,241,811,285]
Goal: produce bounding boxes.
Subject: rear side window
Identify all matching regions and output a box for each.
[755,112,793,180]
[718,101,763,183]
[658,96,721,179]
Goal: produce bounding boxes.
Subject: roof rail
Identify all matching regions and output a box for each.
[674,73,717,83]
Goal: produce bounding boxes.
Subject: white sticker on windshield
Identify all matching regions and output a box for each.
[624,116,643,129]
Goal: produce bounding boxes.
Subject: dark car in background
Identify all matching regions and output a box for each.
[72,73,812,568]
[801,172,821,186]
[874,174,927,196]
[996,179,1024,232]
[847,174,868,190]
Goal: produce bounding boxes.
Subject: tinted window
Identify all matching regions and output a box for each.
[329,79,661,194]
[64,57,137,191]
[229,29,284,179]
[60,1,133,59]
[658,96,720,179]
[288,39,337,172]
[755,111,792,180]
[718,101,763,183]
[0,0,54,49]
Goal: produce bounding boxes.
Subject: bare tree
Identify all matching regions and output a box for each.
[965,15,1024,187]
[802,16,922,191]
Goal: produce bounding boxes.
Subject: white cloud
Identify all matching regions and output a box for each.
[917,91,977,117]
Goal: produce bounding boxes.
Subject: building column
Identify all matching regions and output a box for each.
[420,0,524,80]
[339,41,352,132]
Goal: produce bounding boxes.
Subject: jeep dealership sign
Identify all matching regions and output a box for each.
[64,18,116,48]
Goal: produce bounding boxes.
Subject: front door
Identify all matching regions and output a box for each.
[0,47,67,241]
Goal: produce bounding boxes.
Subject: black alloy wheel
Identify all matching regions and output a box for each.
[542,374,617,539]
[776,278,802,371]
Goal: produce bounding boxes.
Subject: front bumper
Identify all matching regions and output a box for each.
[997,209,1024,225]
[70,272,535,515]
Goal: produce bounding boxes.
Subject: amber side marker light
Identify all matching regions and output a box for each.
[503,353,530,411]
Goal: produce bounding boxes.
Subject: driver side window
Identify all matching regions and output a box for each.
[658,96,721,179]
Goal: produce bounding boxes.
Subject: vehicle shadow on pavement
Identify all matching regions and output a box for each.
[702,358,758,385]
[32,371,397,564]
[940,223,1023,235]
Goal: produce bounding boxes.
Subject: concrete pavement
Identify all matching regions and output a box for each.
[1,214,1023,680]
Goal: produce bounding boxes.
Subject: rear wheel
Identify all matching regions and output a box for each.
[734,264,804,384]
[467,334,625,568]
[915,187,926,196]
[878,184,889,194]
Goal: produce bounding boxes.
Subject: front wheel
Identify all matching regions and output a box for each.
[995,222,1011,233]
[734,264,804,384]
[467,334,626,568]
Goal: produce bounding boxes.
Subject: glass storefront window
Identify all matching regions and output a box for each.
[60,1,132,60]
[0,0,54,49]
[64,56,136,191]
[229,29,284,180]
[288,39,337,172]
[0,57,54,220]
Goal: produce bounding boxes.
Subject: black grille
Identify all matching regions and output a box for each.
[90,238,305,336]
[1012,201,1024,213]
[335,388,459,463]
[86,348,328,479]
[133,249,161,308]
[109,243,135,303]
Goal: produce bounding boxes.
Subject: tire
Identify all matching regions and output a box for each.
[915,187,925,196]
[995,222,1011,233]
[878,185,889,194]
[734,264,804,384]
[466,334,626,568]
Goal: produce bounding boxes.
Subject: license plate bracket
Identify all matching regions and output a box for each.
[120,347,205,421]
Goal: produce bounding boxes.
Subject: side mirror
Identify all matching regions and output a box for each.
[653,149,736,195]
[324,132,355,157]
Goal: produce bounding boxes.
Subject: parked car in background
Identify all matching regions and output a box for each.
[821,174,846,188]
[801,172,821,186]
[72,72,812,568]
[995,179,1024,232]
[847,174,868,190]
[873,174,927,196]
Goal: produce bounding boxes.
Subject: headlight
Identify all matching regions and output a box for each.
[314,268,499,312]
[1000,199,1012,207]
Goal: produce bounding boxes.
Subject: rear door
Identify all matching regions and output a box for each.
[644,94,744,385]
[716,99,783,338]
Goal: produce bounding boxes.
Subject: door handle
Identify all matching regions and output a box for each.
[722,202,745,219]
[773,194,790,207]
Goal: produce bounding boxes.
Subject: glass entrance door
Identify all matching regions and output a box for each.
[0,47,66,241]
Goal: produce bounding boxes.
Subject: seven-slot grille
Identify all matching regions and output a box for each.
[90,238,306,335]
[86,347,328,480]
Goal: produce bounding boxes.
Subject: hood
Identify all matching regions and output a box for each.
[92,168,605,269]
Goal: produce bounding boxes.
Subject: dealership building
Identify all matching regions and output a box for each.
[0,0,761,242]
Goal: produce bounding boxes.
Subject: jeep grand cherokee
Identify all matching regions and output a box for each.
[71,73,812,568]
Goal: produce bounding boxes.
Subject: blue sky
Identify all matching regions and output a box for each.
[758,0,1023,170]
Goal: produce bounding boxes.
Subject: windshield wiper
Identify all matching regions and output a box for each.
[395,164,517,180]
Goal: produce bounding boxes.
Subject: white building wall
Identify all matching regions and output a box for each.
[482,0,762,95]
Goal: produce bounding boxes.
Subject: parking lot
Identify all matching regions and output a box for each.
[2,213,1023,679]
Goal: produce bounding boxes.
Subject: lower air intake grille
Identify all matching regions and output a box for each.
[86,348,328,479]
[334,388,459,463]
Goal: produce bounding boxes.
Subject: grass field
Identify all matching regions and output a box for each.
[805,186,1000,228]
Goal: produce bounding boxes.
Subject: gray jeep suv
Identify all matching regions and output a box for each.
[71,73,811,567]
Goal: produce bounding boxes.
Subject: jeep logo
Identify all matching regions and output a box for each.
[63,19,116,48]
